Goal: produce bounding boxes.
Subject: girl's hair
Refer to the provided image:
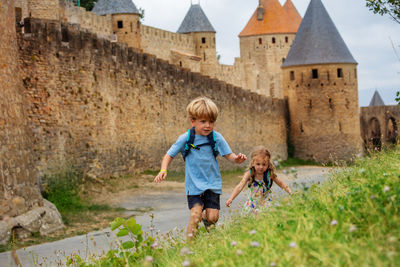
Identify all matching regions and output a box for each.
[247,146,277,185]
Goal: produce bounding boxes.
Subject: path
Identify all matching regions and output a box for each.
[0,166,332,266]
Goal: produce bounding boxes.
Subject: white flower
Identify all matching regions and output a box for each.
[231,241,237,247]
[270,263,277,267]
[330,220,338,226]
[384,186,390,192]
[349,225,357,232]
[249,230,257,235]
[250,241,260,247]
[236,249,243,255]
[289,241,297,248]
[273,160,279,167]
[182,259,190,267]
[283,170,288,174]
[145,256,153,262]
[180,247,193,255]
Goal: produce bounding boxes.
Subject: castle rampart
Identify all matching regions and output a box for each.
[360,106,400,149]
[141,25,195,62]
[0,0,42,221]
[20,18,288,178]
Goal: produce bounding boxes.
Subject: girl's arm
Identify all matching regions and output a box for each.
[154,154,174,183]
[272,176,292,195]
[226,172,251,207]
[224,153,247,164]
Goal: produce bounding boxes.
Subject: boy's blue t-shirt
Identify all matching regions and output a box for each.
[167,131,232,195]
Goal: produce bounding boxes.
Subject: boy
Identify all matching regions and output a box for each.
[154,96,247,239]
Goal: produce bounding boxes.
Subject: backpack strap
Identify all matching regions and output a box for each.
[263,170,273,190]
[182,127,197,161]
[182,128,218,161]
[207,130,219,158]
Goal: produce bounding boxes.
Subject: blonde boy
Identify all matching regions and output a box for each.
[154,96,246,238]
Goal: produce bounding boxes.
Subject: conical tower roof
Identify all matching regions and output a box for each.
[282,0,357,68]
[369,90,385,106]
[177,4,216,34]
[283,0,302,32]
[92,0,140,16]
[239,0,299,37]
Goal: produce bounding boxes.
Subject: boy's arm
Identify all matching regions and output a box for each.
[223,153,247,164]
[154,154,174,183]
[273,176,292,195]
[226,172,250,207]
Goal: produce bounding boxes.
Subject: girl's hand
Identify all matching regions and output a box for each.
[154,171,167,183]
[225,198,233,207]
[235,153,247,164]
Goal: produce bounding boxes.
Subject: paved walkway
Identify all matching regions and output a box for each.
[0,166,332,266]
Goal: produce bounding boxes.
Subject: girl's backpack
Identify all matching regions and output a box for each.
[249,169,274,191]
[182,127,218,161]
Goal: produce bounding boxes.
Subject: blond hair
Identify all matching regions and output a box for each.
[186,96,219,122]
[247,146,277,184]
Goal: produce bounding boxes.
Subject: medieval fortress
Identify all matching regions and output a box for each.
[0,0,398,243]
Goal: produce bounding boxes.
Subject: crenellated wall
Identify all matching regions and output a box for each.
[141,25,195,61]
[20,18,288,179]
[0,0,43,219]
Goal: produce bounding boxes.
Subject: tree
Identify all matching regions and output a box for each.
[366,1,400,104]
[79,0,97,11]
[366,0,400,24]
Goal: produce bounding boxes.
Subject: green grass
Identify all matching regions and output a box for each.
[81,148,400,266]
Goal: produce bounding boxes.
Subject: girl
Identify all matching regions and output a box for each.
[225,147,292,213]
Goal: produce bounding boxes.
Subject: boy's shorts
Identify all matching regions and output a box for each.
[187,190,220,210]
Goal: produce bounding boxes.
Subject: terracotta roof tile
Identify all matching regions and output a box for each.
[283,0,302,32]
[239,0,300,37]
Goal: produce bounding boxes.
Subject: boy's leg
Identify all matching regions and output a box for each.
[202,190,220,228]
[187,204,203,239]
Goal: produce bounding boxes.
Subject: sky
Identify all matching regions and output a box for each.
[132,0,399,107]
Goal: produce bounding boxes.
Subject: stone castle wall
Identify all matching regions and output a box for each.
[141,25,195,61]
[20,18,288,178]
[360,105,400,147]
[0,0,42,219]
[283,63,363,162]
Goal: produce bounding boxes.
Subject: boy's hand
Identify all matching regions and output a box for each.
[225,198,233,207]
[154,171,167,183]
[234,153,247,164]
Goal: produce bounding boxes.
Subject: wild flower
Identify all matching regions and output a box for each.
[180,247,193,255]
[250,241,260,247]
[231,241,237,246]
[145,256,153,262]
[151,241,158,248]
[349,225,357,232]
[249,230,257,235]
[270,263,277,267]
[289,241,297,248]
[182,259,190,266]
[370,195,377,200]
[330,220,338,226]
[236,249,243,255]
[384,186,390,192]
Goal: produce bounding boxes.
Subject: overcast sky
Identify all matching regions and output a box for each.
[132,0,399,106]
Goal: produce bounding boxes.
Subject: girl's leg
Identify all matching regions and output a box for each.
[187,204,203,239]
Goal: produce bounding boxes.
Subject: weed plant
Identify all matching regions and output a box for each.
[73,148,400,266]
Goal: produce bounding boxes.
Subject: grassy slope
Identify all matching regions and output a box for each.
[151,149,400,266]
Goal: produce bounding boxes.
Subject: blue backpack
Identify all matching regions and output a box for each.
[182,127,219,161]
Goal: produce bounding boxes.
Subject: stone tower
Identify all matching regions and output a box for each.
[239,0,301,98]
[93,0,141,49]
[282,0,363,162]
[177,3,217,75]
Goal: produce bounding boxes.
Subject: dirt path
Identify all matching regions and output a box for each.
[0,166,333,266]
